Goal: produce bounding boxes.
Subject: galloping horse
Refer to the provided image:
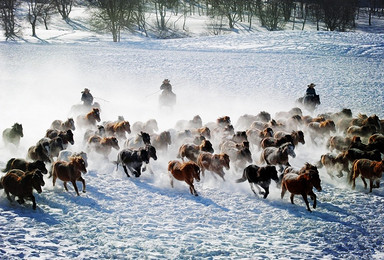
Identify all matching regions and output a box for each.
[168,160,201,196]
[52,156,87,196]
[105,121,131,139]
[2,123,23,146]
[76,108,101,128]
[87,136,120,157]
[51,118,76,131]
[151,131,172,152]
[349,159,384,193]
[281,163,322,212]
[297,95,320,112]
[197,152,230,181]
[0,169,45,210]
[2,158,48,175]
[260,142,296,172]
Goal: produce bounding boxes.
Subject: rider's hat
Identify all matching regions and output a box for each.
[82,88,90,93]
[163,79,170,84]
[307,83,316,88]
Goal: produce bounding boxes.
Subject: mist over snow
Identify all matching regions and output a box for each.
[1,11,384,260]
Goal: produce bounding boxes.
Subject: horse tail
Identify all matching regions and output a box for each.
[236,168,247,183]
[2,158,15,173]
[347,160,358,185]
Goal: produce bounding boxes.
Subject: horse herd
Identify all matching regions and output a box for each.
[1,103,384,212]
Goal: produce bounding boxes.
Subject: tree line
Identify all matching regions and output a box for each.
[1,0,383,41]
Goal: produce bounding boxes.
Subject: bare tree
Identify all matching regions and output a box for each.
[0,0,20,39]
[27,0,53,36]
[54,0,73,20]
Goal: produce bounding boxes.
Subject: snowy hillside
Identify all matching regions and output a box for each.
[1,6,384,260]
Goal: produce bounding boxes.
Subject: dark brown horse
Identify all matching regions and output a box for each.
[76,108,101,128]
[197,152,230,181]
[168,160,201,196]
[52,156,87,196]
[236,165,278,199]
[51,118,76,131]
[274,130,305,146]
[0,169,45,210]
[46,129,75,148]
[281,163,322,212]
[105,120,131,139]
[2,158,48,175]
[2,123,23,146]
[349,159,384,193]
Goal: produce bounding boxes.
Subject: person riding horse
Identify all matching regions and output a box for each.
[159,79,176,107]
[303,83,318,105]
[81,88,94,106]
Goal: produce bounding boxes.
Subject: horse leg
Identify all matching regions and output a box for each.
[78,176,86,193]
[169,174,174,188]
[5,190,13,202]
[186,180,198,196]
[71,180,80,196]
[361,176,368,190]
[309,191,317,209]
[63,181,69,191]
[249,183,258,196]
[30,195,37,210]
[369,179,374,193]
[262,186,269,199]
[301,194,312,212]
[16,197,25,204]
[281,185,287,199]
[122,165,131,177]
[290,193,295,205]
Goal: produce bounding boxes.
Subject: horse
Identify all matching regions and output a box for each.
[159,90,176,107]
[50,118,76,131]
[260,135,294,149]
[58,150,88,168]
[281,163,322,212]
[131,119,159,135]
[125,131,151,149]
[116,147,153,177]
[178,140,214,162]
[236,165,278,199]
[168,160,201,196]
[346,125,377,139]
[52,156,87,196]
[274,130,305,146]
[220,140,252,170]
[197,152,230,181]
[105,120,131,139]
[151,131,172,152]
[27,140,51,163]
[76,108,101,128]
[349,159,384,193]
[2,123,23,146]
[297,94,320,112]
[246,127,274,149]
[236,112,271,130]
[341,148,382,164]
[84,125,106,144]
[46,129,74,149]
[175,115,203,131]
[87,136,120,157]
[260,142,296,173]
[307,119,336,136]
[2,158,48,175]
[318,153,348,178]
[37,137,64,160]
[0,169,45,210]
[193,126,211,140]
[326,135,353,152]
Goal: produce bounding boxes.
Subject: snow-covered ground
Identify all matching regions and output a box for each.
[1,6,384,259]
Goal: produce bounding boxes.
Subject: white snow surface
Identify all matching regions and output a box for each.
[1,18,384,259]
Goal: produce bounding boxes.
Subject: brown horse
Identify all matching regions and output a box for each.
[319,153,348,178]
[307,119,336,136]
[151,131,172,152]
[0,169,45,210]
[51,118,76,131]
[168,160,201,196]
[178,140,214,162]
[88,136,120,157]
[105,120,131,139]
[274,130,305,146]
[197,152,230,181]
[349,159,384,192]
[327,135,353,152]
[52,156,87,196]
[46,129,75,148]
[281,163,322,212]
[76,108,101,128]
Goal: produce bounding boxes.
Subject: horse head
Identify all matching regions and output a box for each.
[92,108,101,122]
[13,123,23,137]
[35,160,48,175]
[140,131,151,145]
[109,137,120,150]
[201,140,214,153]
[146,145,157,161]
[30,170,45,193]
[66,130,75,145]
[139,149,150,164]
[281,142,296,158]
[72,156,87,174]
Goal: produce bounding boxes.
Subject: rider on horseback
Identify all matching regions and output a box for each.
[160,79,172,92]
[159,79,176,107]
[303,83,318,105]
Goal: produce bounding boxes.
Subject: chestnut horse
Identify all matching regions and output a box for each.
[52,156,87,196]
[281,163,322,212]
[105,120,131,139]
[76,108,101,128]
[197,152,230,181]
[168,160,201,196]
[2,158,48,175]
[2,123,23,146]
[51,118,76,131]
[0,169,45,210]
[349,159,384,193]
[274,130,305,146]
